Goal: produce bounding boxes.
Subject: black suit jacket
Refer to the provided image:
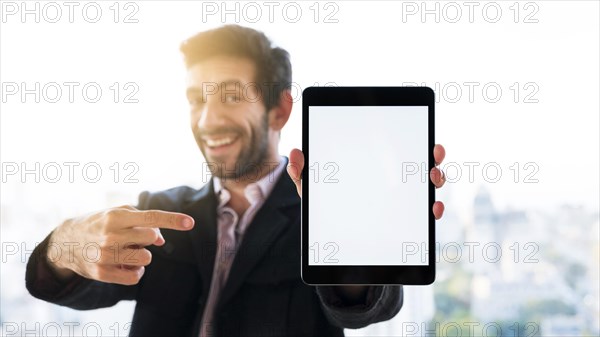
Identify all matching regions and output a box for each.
[26,163,403,336]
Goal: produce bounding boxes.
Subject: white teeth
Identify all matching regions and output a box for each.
[206,137,234,147]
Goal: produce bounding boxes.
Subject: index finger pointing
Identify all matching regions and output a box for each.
[132,210,194,230]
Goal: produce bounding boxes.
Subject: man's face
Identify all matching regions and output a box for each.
[186,56,272,180]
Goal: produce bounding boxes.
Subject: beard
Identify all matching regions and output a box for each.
[197,112,271,181]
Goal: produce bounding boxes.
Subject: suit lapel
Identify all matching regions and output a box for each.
[216,166,300,310]
[180,160,300,311]
[182,181,219,294]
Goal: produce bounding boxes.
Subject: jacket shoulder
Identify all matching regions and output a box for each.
[135,184,209,211]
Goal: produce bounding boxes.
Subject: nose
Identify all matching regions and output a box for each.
[194,96,227,131]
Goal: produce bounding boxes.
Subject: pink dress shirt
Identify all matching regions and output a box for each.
[199,156,287,336]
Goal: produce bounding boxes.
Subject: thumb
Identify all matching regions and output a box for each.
[287,148,304,198]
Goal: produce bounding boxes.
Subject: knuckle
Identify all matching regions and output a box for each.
[98,222,111,235]
[117,204,137,211]
[103,209,118,221]
[149,229,160,243]
[105,208,126,223]
[166,214,176,226]
[101,212,119,231]
[144,211,159,224]
[141,249,153,266]
[131,269,144,284]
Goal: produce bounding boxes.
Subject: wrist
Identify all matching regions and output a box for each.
[46,230,76,281]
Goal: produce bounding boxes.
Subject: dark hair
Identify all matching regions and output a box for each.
[179,24,292,112]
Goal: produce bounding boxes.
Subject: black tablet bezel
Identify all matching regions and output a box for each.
[301,86,436,285]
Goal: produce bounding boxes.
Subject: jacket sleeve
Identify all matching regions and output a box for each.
[314,285,403,329]
[24,192,155,310]
[25,231,138,310]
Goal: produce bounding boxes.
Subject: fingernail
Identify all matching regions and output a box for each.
[182,218,193,228]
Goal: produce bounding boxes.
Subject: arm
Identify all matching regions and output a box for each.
[315,285,403,329]
[24,192,195,310]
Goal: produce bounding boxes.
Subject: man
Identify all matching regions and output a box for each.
[26,25,447,336]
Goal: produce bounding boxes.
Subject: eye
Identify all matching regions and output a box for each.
[224,94,240,104]
[188,96,205,107]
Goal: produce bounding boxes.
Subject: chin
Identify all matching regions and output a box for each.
[206,155,239,177]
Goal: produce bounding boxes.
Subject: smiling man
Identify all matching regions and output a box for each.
[25,25,447,337]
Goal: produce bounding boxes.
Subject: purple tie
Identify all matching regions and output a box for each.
[199,184,263,337]
[199,208,238,337]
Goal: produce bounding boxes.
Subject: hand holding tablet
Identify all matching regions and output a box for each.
[295,86,439,285]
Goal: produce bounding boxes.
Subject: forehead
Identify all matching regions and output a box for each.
[186,56,256,89]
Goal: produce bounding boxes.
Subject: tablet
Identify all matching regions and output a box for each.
[301,86,436,285]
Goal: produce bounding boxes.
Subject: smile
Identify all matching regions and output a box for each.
[201,135,239,149]
[206,137,234,147]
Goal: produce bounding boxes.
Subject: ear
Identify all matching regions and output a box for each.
[268,89,293,131]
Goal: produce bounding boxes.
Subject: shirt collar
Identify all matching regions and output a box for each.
[212,156,287,207]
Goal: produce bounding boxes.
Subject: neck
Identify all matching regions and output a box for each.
[220,153,281,214]
[223,155,280,189]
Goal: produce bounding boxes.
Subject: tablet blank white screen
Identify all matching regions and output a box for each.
[308,106,429,266]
